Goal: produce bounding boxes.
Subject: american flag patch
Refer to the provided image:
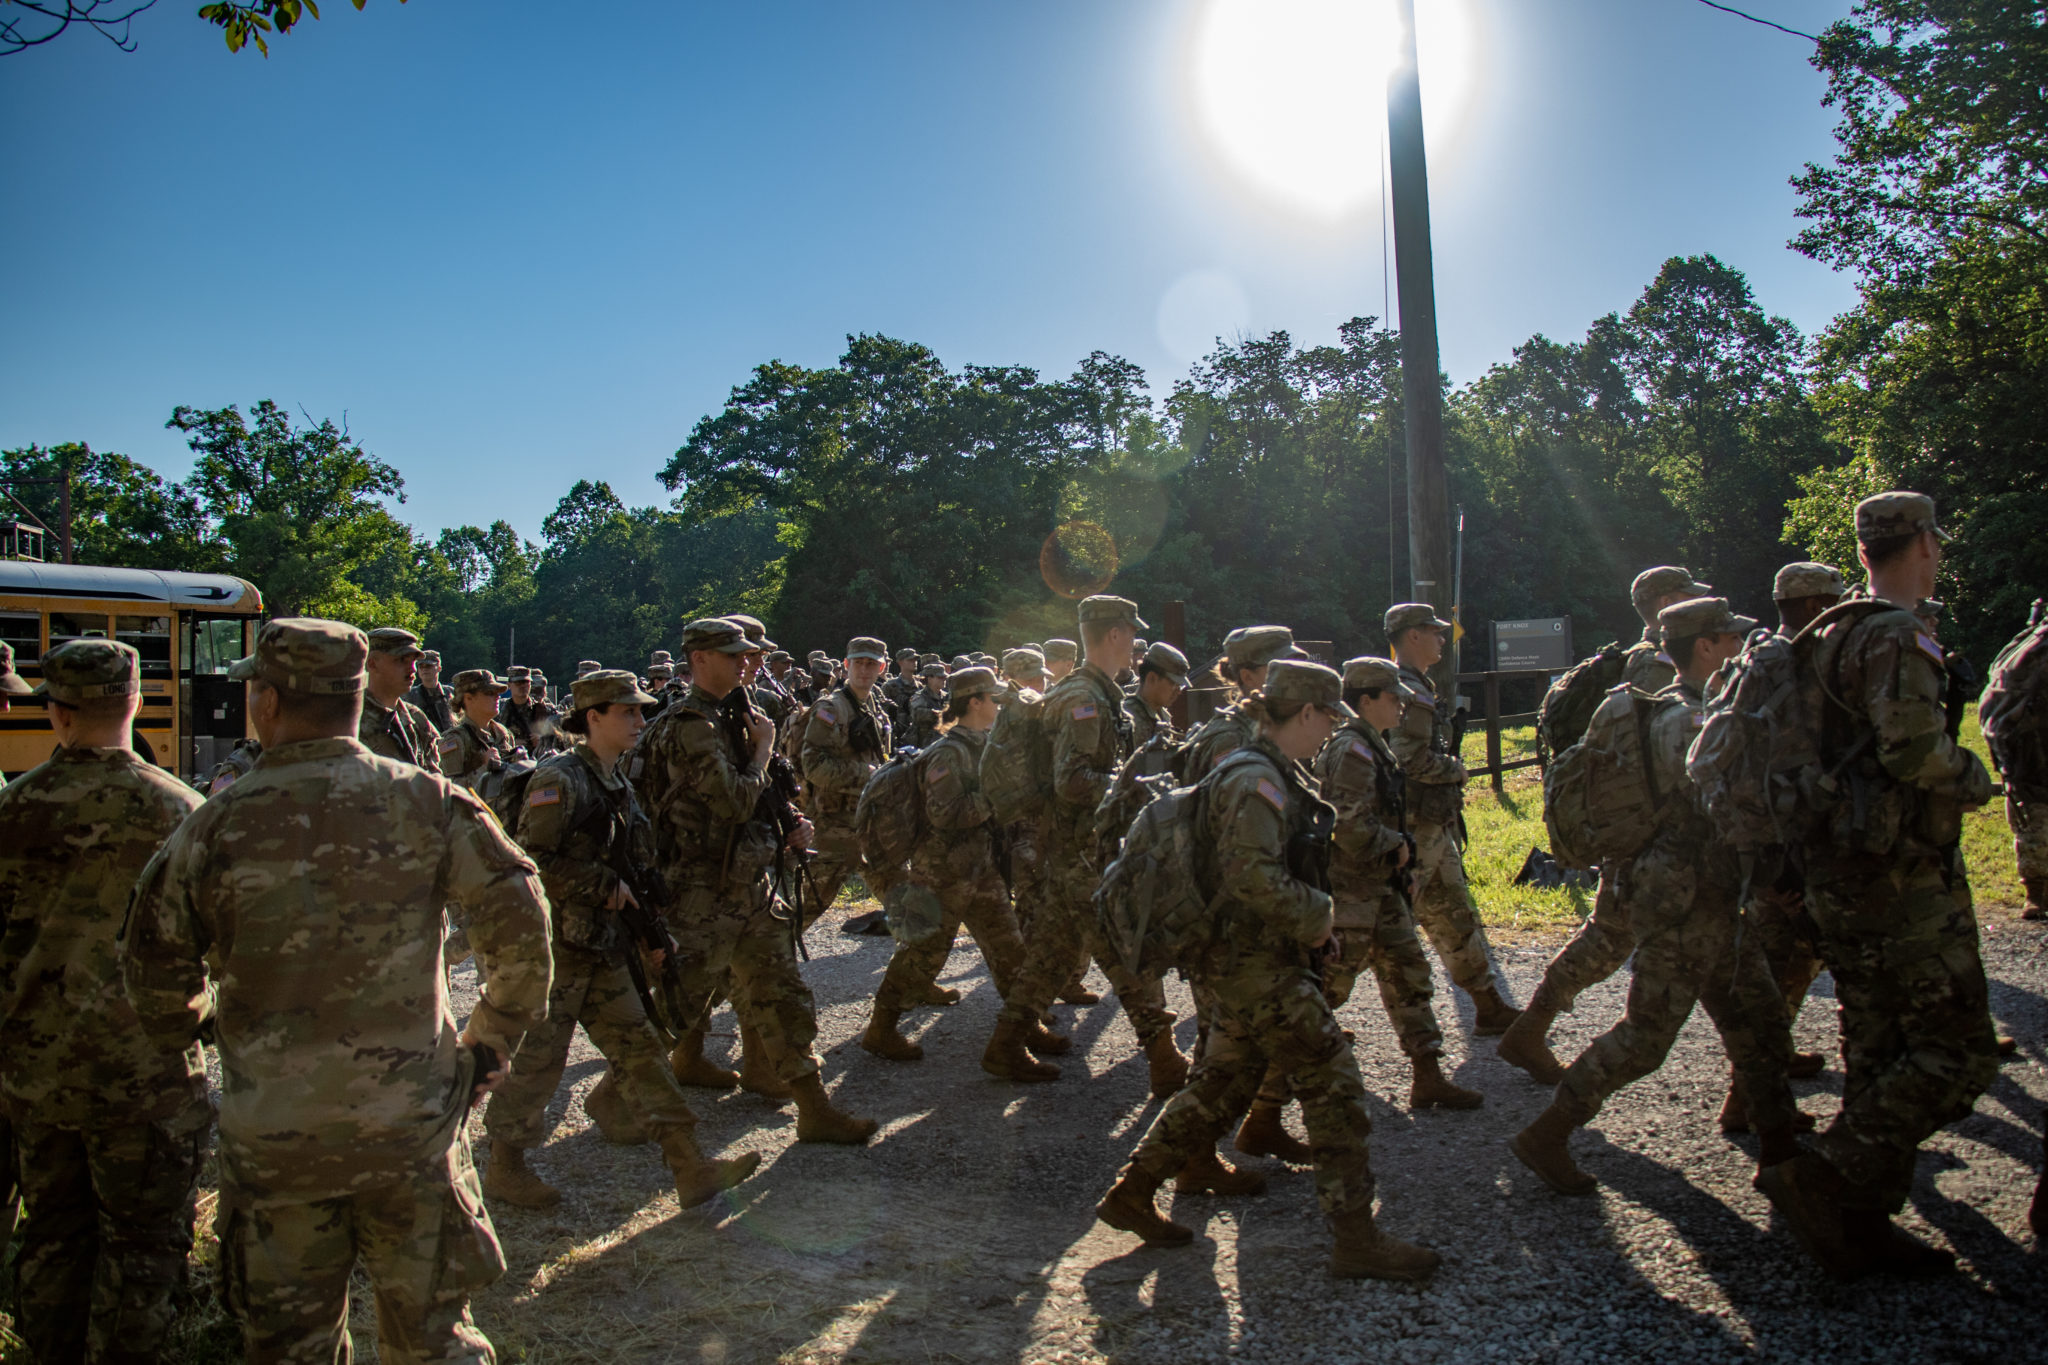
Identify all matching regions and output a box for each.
[1913,630,1944,663]
[1349,740,1373,760]
[437,733,459,753]
[527,786,561,807]
[927,762,949,784]
[1256,778,1285,811]
[1071,703,1097,720]
[816,703,837,724]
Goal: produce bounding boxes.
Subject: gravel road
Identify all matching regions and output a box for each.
[451,910,2046,1365]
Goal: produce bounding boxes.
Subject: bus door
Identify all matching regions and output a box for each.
[181,612,250,784]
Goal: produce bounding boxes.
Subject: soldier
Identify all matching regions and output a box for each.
[1125,641,1190,749]
[882,646,921,722]
[908,660,949,749]
[644,659,677,719]
[205,736,264,796]
[1383,603,1520,1034]
[484,669,761,1211]
[576,658,603,680]
[1043,638,1078,684]
[358,626,442,773]
[736,620,796,736]
[1759,493,1999,1279]
[1500,566,1715,1081]
[860,667,1035,1060]
[1986,601,2048,921]
[436,669,524,793]
[1002,645,1048,694]
[639,617,875,1144]
[502,664,563,757]
[0,640,210,1365]
[1095,661,1439,1282]
[1513,598,1803,1196]
[122,618,555,1362]
[406,649,456,731]
[799,636,895,921]
[1182,626,1309,780]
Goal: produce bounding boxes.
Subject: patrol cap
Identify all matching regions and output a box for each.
[896,647,918,662]
[453,668,509,697]
[0,640,30,697]
[647,661,674,680]
[846,636,889,663]
[973,652,998,667]
[1132,638,1149,652]
[1773,561,1848,601]
[1042,638,1078,663]
[1629,567,1713,621]
[228,617,367,696]
[918,652,943,668]
[729,614,776,651]
[506,665,533,682]
[1340,654,1428,704]
[769,650,793,664]
[920,661,948,679]
[1139,641,1191,687]
[949,654,974,671]
[1260,659,1354,719]
[1077,594,1148,631]
[1222,625,1307,670]
[650,650,673,665]
[1856,490,1949,544]
[1002,646,1047,681]
[571,668,657,711]
[1657,596,1757,640]
[366,626,424,658]
[575,659,602,677]
[682,618,752,655]
[948,665,1000,702]
[418,649,442,667]
[1383,603,1452,638]
[35,638,140,705]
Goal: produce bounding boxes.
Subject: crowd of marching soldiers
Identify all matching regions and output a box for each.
[0,487,2041,1361]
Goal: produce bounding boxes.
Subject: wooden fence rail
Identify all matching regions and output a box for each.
[1456,668,1554,790]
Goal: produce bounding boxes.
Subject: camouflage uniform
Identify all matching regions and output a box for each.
[206,737,264,796]
[2011,797,2048,880]
[1,643,211,1365]
[1182,700,1255,782]
[501,665,563,757]
[123,618,554,1364]
[438,716,520,793]
[407,678,456,732]
[799,674,893,917]
[360,691,444,774]
[908,682,947,750]
[1125,693,1173,750]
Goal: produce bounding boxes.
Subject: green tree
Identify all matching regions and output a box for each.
[0,441,222,571]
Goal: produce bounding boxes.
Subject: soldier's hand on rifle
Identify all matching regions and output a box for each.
[746,712,775,759]
[606,878,641,912]
[1394,840,1412,869]
[788,815,815,852]
[459,1028,508,1105]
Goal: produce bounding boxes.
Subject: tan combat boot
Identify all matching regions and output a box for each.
[1173,1146,1268,1196]
[2023,876,2046,922]
[737,1019,792,1101]
[1143,1030,1190,1100]
[1755,1153,1865,1279]
[915,982,962,1006]
[482,1141,561,1210]
[860,1005,924,1062]
[1840,1209,1956,1277]
[670,1027,740,1090]
[1755,1123,1800,1173]
[1787,1050,1827,1079]
[1059,981,1101,1005]
[1470,983,1522,1037]
[1024,1019,1072,1056]
[1234,1102,1313,1165]
[1718,1082,1817,1135]
[1096,1166,1193,1246]
[1328,1206,1441,1282]
[1511,1102,1596,1195]
[1495,1002,1564,1084]
[1409,1054,1484,1111]
[791,1072,878,1145]
[582,1069,650,1145]
[981,1017,1060,1082]
[658,1128,763,1210]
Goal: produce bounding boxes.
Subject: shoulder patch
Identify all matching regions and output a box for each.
[816,702,838,724]
[927,761,949,785]
[1071,702,1097,721]
[437,732,461,753]
[527,786,561,807]
[1255,777,1285,811]
[1349,739,1373,761]
[1913,630,1944,663]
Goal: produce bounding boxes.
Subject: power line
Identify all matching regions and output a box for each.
[1693,0,1819,42]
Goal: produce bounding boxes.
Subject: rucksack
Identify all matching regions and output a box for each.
[1536,642,1628,765]
[980,687,1052,824]
[1542,683,1672,869]
[854,747,926,872]
[1981,599,2048,803]
[475,759,538,832]
[1092,733,1181,870]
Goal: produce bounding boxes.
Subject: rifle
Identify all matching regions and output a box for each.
[720,683,819,962]
[1943,648,1977,742]
[591,787,695,1048]
[1287,797,1338,981]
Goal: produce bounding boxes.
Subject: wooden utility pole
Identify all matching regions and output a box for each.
[1388,0,1452,697]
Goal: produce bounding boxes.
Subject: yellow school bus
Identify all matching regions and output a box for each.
[1,562,265,785]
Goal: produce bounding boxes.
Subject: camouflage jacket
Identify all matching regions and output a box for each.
[436,717,519,791]
[801,683,892,818]
[359,693,443,774]
[1045,662,1134,839]
[1181,701,1255,782]
[1124,694,1175,752]
[501,698,563,756]
[206,738,263,797]
[0,747,206,1126]
[1621,628,1678,693]
[122,737,553,1203]
[516,741,653,954]
[1389,664,1465,824]
[908,687,946,749]
[1312,718,1410,921]
[1196,734,1334,973]
[637,685,779,885]
[910,725,998,883]
[406,681,456,732]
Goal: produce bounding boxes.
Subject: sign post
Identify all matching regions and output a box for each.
[1490,617,1573,674]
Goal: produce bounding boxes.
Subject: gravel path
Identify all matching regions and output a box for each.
[452,910,2046,1365]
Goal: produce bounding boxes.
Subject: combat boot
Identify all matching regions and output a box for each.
[582,1069,650,1145]
[1470,983,1521,1037]
[738,1019,792,1102]
[1409,1054,1484,1111]
[1755,1151,1862,1278]
[1024,1019,1072,1056]
[658,1128,762,1210]
[1754,1123,1800,1173]
[1328,1206,1441,1282]
[2023,876,2046,921]
[1839,1209,1956,1276]
[1235,1102,1313,1165]
[1059,981,1101,1005]
[790,1072,878,1145]
[1096,1166,1193,1246]
[670,1027,740,1090]
[1144,1030,1190,1100]
[981,1017,1060,1082]
[1173,1147,1268,1197]
[1787,1050,1827,1079]
[1511,1102,1596,1195]
[916,982,962,1006]
[1496,1004,1564,1084]
[860,1005,924,1061]
[1718,1084,1816,1135]
[483,1141,561,1211]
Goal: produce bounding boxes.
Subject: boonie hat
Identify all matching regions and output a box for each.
[1139,641,1191,687]
[571,668,657,711]
[682,618,752,655]
[1657,596,1758,640]
[366,626,424,658]
[1630,567,1713,622]
[1077,594,1148,631]
[0,640,32,697]
[1383,603,1452,638]
[948,665,1000,702]
[1222,625,1307,671]
[1042,638,1078,664]
[1855,491,1949,544]
[1261,659,1354,719]
[453,668,509,697]
[846,637,889,663]
[1340,655,1429,704]
[1773,562,1848,601]
[36,639,141,704]
[229,617,367,695]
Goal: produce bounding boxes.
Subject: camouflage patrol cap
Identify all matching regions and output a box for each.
[1260,659,1355,719]
[1657,596,1757,640]
[647,661,675,680]
[1139,641,1191,687]
[418,649,442,667]
[729,614,777,651]
[948,665,1000,702]
[949,654,974,671]
[918,652,943,668]
[1383,603,1452,638]
[1340,654,1428,704]
[650,650,674,665]
[1773,561,1848,601]
[1077,594,1148,631]
[506,665,533,682]
[0,640,31,696]
[575,659,602,677]
[1002,647,1047,681]
[973,652,998,667]
[229,617,367,695]
[1222,625,1307,670]
[366,626,424,658]
[1042,638,1078,663]
[35,638,141,704]
[1855,491,1949,544]
[682,618,751,655]
[769,650,792,664]
[453,668,509,697]
[571,668,657,711]
[920,661,948,679]
[846,636,889,662]
[1629,567,1712,622]
[896,647,918,662]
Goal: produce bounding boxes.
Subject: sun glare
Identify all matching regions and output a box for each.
[1191,0,1472,220]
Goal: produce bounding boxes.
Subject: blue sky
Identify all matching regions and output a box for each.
[1,0,1858,543]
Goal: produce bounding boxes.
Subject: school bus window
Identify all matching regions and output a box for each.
[49,612,111,646]
[116,615,173,678]
[0,612,37,671]
[192,618,243,675]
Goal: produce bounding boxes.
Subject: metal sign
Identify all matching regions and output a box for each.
[1491,617,1572,672]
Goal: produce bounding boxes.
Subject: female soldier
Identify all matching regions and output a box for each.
[484,669,760,1213]
[436,669,524,793]
[1095,660,1439,1283]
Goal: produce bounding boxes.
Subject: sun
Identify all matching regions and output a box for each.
[1190,0,1472,220]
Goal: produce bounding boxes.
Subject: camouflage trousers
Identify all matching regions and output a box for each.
[1746,882,1823,1018]
[1005,816,1050,937]
[484,942,700,1150]
[1528,863,1633,1015]
[217,1143,504,1365]
[670,874,823,1083]
[8,1092,210,1365]
[1556,845,1794,1133]
[1131,962,1376,1216]
[806,813,863,927]
[1408,817,1508,999]
[1804,851,1999,1214]
[2010,797,2048,881]
[874,869,1026,1012]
